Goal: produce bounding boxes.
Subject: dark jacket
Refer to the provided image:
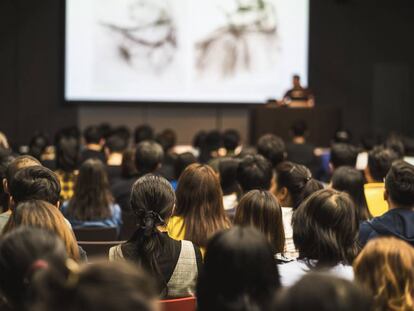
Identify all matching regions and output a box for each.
[359,208,414,247]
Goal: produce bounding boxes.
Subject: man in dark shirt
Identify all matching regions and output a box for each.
[80,125,106,164]
[105,134,128,185]
[283,75,313,101]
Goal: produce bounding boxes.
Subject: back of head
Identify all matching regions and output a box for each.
[257,134,286,167]
[368,146,399,182]
[174,152,197,180]
[0,227,68,309]
[234,190,285,253]
[293,189,359,267]
[134,125,154,144]
[197,226,280,311]
[135,141,164,174]
[83,125,103,145]
[9,165,61,206]
[385,135,405,158]
[218,157,240,195]
[155,129,177,152]
[29,133,49,160]
[291,120,307,137]
[333,129,352,144]
[32,261,156,311]
[121,148,138,178]
[237,154,273,193]
[330,143,358,169]
[385,160,414,207]
[55,134,80,172]
[223,129,240,152]
[354,237,414,311]
[5,155,41,185]
[274,273,371,311]
[4,200,79,260]
[175,163,229,247]
[105,134,128,153]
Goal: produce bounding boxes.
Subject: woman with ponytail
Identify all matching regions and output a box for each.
[109,174,202,298]
[274,161,324,258]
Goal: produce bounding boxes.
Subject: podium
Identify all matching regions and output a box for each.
[250,106,342,147]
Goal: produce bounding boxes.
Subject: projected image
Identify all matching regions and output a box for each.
[195,0,278,78]
[65,0,309,103]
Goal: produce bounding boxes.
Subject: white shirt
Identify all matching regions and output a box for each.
[278,259,354,287]
[282,207,298,258]
[223,193,238,211]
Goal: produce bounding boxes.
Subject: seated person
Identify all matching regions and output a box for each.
[109,174,202,298]
[170,152,197,190]
[80,125,106,164]
[257,134,286,168]
[359,160,414,247]
[61,159,122,231]
[156,129,177,181]
[278,189,358,287]
[364,146,399,216]
[134,124,154,145]
[105,133,128,185]
[218,158,241,218]
[221,129,241,157]
[329,143,359,172]
[236,154,275,194]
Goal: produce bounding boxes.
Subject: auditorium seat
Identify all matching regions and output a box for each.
[73,227,118,241]
[159,297,196,311]
[78,241,123,258]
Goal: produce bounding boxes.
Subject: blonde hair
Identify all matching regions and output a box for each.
[353,237,414,311]
[4,200,80,261]
[0,132,9,149]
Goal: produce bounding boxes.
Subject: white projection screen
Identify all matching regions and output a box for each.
[65,0,309,103]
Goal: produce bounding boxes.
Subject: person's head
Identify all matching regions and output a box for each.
[197,226,280,311]
[199,130,222,163]
[0,227,68,310]
[83,125,104,145]
[173,152,197,180]
[9,166,61,207]
[291,120,307,138]
[192,130,207,149]
[333,129,352,144]
[366,146,399,183]
[234,190,284,254]
[4,155,41,188]
[331,166,372,221]
[67,159,112,221]
[0,132,9,150]
[29,133,49,160]
[121,148,138,178]
[257,134,286,167]
[354,237,414,311]
[134,125,154,145]
[292,74,301,88]
[330,143,358,170]
[237,154,274,193]
[105,134,128,154]
[135,141,164,175]
[218,158,241,196]
[112,125,131,143]
[55,134,80,172]
[385,135,405,159]
[155,129,177,153]
[292,189,359,267]
[32,261,157,311]
[129,174,175,293]
[0,149,15,211]
[274,273,372,311]
[3,200,80,260]
[223,129,240,153]
[175,163,229,247]
[274,161,323,208]
[384,160,414,209]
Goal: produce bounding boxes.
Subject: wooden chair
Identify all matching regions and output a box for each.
[73,227,118,242]
[78,241,123,258]
[159,297,196,311]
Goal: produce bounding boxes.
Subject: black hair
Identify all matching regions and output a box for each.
[223,129,240,152]
[199,130,222,163]
[219,158,241,196]
[155,129,177,152]
[236,154,273,193]
[9,166,61,205]
[174,152,197,180]
[385,160,414,207]
[293,189,360,268]
[105,134,128,153]
[29,133,49,160]
[274,273,372,311]
[134,125,154,144]
[385,135,405,158]
[5,155,41,184]
[83,125,103,144]
[333,129,352,144]
[192,130,207,149]
[368,146,399,182]
[275,161,323,209]
[331,166,372,221]
[0,149,15,211]
[291,120,307,137]
[197,226,280,311]
[126,174,175,294]
[257,134,286,167]
[55,134,80,172]
[0,227,68,310]
[98,123,112,139]
[330,143,358,169]
[112,126,131,142]
[135,141,164,174]
[293,74,300,80]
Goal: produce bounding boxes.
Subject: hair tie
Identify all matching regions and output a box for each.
[137,210,165,237]
[65,259,80,288]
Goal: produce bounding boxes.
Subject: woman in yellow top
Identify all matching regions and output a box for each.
[168,163,230,254]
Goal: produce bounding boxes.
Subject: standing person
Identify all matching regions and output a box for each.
[283,75,313,103]
[168,164,230,251]
[61,159,122,231]
[110,175,202,298]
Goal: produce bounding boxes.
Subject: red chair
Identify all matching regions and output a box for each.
[159,297,196,311]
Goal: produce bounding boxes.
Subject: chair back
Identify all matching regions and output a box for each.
[159,297,196,311]
[73,226,118,241]
[78,241,123,258]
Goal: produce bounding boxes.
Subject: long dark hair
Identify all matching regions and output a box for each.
[125,174,175,294]
[234,190,285,254]
[331,166,372,221]
[174,163,230,247]
[275,161,323,209]
[55,133,79,173]
[197,226,280,311]
[293,189,360,268]
[67,159,112,221]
